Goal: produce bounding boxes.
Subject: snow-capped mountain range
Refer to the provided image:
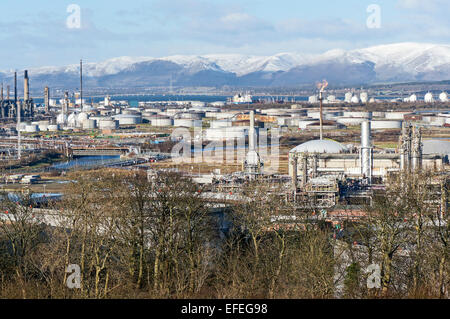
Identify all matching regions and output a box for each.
[2,42,450,90]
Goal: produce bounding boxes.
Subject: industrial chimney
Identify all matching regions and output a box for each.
[44,86,50,113]
[360,120,373,184]
[24,70,29,101]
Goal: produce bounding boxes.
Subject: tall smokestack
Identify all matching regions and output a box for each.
[249,110,255,151]
[14,71,17,105]
[7,85,10,100]
[361,120,372,183]
[24,70,29,101]
[17,100,21,160]
[80,59,83,110]
[44,86,50,113]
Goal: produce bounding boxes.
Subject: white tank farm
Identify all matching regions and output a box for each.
[385,112,412,120]
[113,114,142,125]
[210,119,232,128]
[82,119,97,130]
[424,92,434,103]
[173,119,202,128]
[370,120,403,130]
[439,92,448,102]
[48,124,60,132]
[98,119,119,130]
[151,117,173,127]
[336,117,366,126]
[205,127,248,141]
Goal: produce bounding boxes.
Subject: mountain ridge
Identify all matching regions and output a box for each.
[2,42,450,89]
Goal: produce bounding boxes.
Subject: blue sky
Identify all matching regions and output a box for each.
[1,0,449,69]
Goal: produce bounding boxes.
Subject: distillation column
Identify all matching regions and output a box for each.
[360,120,373,183]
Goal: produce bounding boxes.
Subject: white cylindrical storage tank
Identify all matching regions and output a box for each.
[82,119,96,130]
[439,92,448,102]
[151,117,173,127]
[56,114,67,124]
[337,117,366,126]
[344,92,353,103]
[48,124,60,132]
[25,125,39,133]
[351,96,360,103]
[308,95,318,103]
[204,127,248,141]
[113,114,142,125]
[298,119,317,129]
[343,111,370,118]
[360,92,369,103]
[67,113,77,127]
[424,92,434,103]
[372,111,385,118]
[210,119,232,128]
[173,119,202,128]
[370,120,403,130]
[98,119,119,130]
[327,95,336,103]
[385,112,412,120]
[38,124,49,131]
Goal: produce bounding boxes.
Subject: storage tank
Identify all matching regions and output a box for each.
[38,124,49,131]
[56,113,67,124]
[336,117,366,126]
[25,125,39,133]
[370,120,403,130]
[48,124,60,132]
[343,111,371,118]
[344,92,353,103]
[113,114,142,125]
[308,95,318,103]
[98,119,119,130]
[67,113,77,127]
[424,92,434,103]
[204,127,248,141]
[298,119,318,129]
[210,119,232,128]
[82,119,97,130]
[360,92,369,103]
[173,119,202,128]
[151,117,173,127]
[351,96,360,103]
[385,112,412,120]
[439,92,448,102]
